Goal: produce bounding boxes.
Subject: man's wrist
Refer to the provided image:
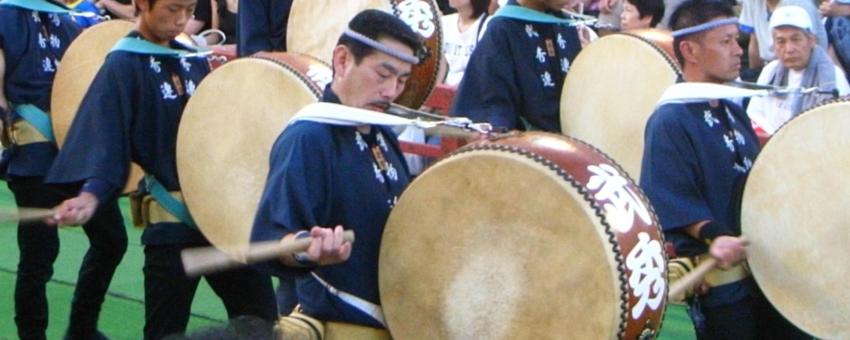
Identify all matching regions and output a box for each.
[698,221,735,243]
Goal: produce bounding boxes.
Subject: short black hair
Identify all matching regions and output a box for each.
[669,0,736,66]
[336,9,425,64]
[626,0,665,28]
[471,0,491,19]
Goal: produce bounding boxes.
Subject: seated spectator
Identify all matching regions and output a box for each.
[748,5,850,134]
[740,0,827,69]
[186,0,239,45]
[442,0,491,86]
[620,0,664,30]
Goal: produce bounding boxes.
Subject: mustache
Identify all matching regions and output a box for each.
[366,101,391,111]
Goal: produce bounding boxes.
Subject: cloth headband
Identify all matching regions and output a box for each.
[342,28,419,64]
[672,18,739,38]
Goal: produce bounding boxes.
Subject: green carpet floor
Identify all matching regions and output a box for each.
[0,187,696,339]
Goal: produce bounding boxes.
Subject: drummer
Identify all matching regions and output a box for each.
[639,0,808,338]
[250,9,420,338]
[0,2,129,339]
[449,0,583,132]
[45,0,277,338]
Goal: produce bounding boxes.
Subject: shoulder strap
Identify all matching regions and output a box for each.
[144,174,197,228]
[493,4,578,25]
[111,37,211,58]
[0,0,70,13]
[12,103,54,143]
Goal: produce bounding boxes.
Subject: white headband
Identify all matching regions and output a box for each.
[672,18,739,38]
[342,29,419,64]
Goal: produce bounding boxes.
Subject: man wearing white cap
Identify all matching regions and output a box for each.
[747,5,850,135]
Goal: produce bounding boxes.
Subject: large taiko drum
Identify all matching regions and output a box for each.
[741,100,850,339]
[560,30,680,179]
[176,52,331,257]
[380,132,668,339]
[286,0,442,109]
[50,20,143,193]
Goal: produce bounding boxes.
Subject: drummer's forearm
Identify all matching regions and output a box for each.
[80,178,118,204]
[0,49,8,111]
[684,220,709,240]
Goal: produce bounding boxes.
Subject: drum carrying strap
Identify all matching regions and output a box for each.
[494,4,583,26]
[310,272,386,327]
[144,174,197,228]
[111,37,211,58]
[0,0,96,17]
[11,103,54,143]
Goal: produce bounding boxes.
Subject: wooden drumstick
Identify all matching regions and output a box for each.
[668,257,717,300]
[0,208,57,224]
[181,230,355,277]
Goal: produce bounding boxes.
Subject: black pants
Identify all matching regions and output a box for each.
[143,243,277,340]
[698,291,811,340]
[8,176,128,340]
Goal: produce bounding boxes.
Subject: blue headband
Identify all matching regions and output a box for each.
[342,29,419,64]
[672,18,739,38]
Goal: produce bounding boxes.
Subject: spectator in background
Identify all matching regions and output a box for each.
[94,0,134,19]
[236,0,291,57]
[820,0,850,82]
[66,0,102,28]
[748,5,849,134]
[185,0,239,45]
[442,0,491,86]
[740,0,827,70]
[620,0,665,30]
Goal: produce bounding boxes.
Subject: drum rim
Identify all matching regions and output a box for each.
[250,53,329,99]
[617,31,682,76]
[741,99,850,338]
[440,132,668,338]
[176,55,325,257]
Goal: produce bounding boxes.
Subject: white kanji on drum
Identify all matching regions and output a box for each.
[396,0,436,39]
[307,64,332,90]
[586,163,652,233]
[625,232,665,319]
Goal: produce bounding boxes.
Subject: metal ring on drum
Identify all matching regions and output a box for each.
[380,131,668,339]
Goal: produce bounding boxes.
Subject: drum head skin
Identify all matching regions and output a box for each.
[742,101,850,339]
[177,53,329,258]
[380,132,667,339]
[287,0,442,108]
[560,31,680,179]
[50,20,139,193]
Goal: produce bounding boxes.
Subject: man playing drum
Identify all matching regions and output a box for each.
[639,0,808,338]
[449,0,583,132]
[0,1,128,339]
[46,0,278,338]
[747,5,850,135]
[250,10,421,339]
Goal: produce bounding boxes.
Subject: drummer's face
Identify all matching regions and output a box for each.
[137,0,197,45]
[333,37,414,112]
[691,20,742,83]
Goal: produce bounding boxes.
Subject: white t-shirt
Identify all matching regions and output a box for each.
[441,13,489,86]
[739,0,828,62]
[747,59,850,134]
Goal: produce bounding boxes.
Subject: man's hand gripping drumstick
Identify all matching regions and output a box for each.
[48,192,99,226]
[668,220,748,299]
[181,226,354,277]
